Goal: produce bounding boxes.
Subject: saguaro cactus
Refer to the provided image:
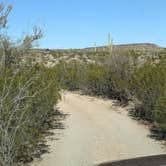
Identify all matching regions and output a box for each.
[94,42,97,52]
[108,33,111,48]
[108,33,113,53]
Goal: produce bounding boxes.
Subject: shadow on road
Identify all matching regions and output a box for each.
[97,154,166,166]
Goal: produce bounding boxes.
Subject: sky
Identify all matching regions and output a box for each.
[5,0,166,49]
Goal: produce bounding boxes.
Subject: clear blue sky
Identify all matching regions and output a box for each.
[6,0,166,48]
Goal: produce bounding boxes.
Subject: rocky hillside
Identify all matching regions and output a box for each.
[33,43,164,67]
[86,43,162,51]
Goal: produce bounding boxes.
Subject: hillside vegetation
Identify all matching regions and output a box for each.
[48,47,166,139]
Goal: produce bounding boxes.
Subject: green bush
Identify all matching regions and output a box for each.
[129,59,166,121]
[54,53,133,101]
[0,3,63,165]
[0,64,63,165]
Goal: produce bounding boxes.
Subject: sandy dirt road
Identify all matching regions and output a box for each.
[31,92,166,166]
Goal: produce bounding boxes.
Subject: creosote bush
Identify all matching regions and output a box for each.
[0,3,64,166]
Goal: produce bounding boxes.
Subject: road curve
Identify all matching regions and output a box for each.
[31,92,166,166]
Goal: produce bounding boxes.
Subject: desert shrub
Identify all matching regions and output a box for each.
[129,58,166,121]
[0,65,62,165]
[16,65,61,163]
[82,64,107,95]
[0,3,63,166]
[54,60,86,91]
[154,97,166,137]
[55,53,134,102]
[104,54,134,101]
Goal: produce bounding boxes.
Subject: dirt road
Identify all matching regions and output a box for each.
[31,92,166,166]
